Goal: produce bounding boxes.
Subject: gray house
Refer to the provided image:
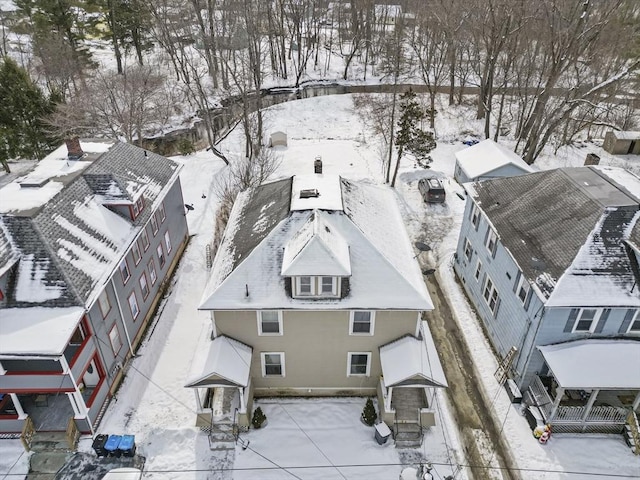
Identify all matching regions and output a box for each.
[0,139,188,437]
[603,130,640,155]
[454,166,640,434]
[454,139,534,184]
[189,170,446,446]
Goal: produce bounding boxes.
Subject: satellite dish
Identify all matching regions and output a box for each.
[415,241,432,252]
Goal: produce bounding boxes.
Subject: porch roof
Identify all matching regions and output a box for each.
[185,335,252,388]
[538,340,640,390]
[379,323,447,388]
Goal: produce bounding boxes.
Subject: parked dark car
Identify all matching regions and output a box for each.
[418,177,446,203]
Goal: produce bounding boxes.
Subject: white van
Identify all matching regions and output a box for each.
[101,467,142,480]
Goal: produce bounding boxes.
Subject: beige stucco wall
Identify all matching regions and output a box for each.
[213,310,419,396]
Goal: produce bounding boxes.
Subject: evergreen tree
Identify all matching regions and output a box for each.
[361,398,377,426]
[0,57,58,172]
[391,90,436,187]
[251,406,267,428]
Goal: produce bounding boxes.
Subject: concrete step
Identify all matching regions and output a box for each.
[27,450,71,480]
[30,432,72,453]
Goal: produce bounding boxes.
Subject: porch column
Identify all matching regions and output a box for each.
[67,392,81,417]
[10,394,26,419]
[581,389,600,423]
[548,387,564,421]
[238,387,246,414]
[385,387,393,412]
[193,389,203,410]
[632,391,640,411]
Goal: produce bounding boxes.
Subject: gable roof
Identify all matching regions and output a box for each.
[0,140,182,307]
[468,167,640,306]
[281,211,351,276]
[455,139,533,180]
[200,176,432,311]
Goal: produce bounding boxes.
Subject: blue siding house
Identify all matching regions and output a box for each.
[454,166,640,434]
[0,139,188,437]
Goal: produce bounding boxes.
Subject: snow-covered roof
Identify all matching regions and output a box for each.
[538,340,640,389]
[455,139,533,180]
[379,322,447,388]
[610,131,640,140]
[185,335,253,388]
[0,307,84,356]
[469,167,640,304]
[281,211,351,276]
[200,177,432,310]
[290,174,343,211]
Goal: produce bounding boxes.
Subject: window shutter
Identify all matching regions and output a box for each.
[481,272,487,291]
[493,297,501,318]
[491,235,498,258]
[484,227,490,246]
[513,271,521,293]
[524,288,533,311]
[594,309,610,333]
[563,309,579,333]
[619,309,637,333]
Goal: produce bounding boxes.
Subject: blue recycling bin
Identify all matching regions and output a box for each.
[104,435,122,457]
[118,435,136,457]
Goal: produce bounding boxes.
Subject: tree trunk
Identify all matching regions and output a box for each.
[390,145,403,188]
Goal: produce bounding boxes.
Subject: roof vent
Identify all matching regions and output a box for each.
[18,176,50,188]
[300,188,320,198]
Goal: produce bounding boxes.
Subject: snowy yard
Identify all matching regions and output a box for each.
[2,94,640,479]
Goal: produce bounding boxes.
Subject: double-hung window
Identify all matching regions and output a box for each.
[128,291,140,320]
[516,276,530,304]
[474,260,482,281]
[483,276,499,314]
[464,238,473,261]
[320,276,337,295]
[298,276,312,295]
[148,259,157,285]
[258,311,282,335]
[158,203,166,223]
[139,273,149,300]
[119,260,131,284]
[132,242,141,265]
[157,244,165,268]
[471,203,480,230]
[347,352,371,376]
[140,230,150,252]
[109,324,121,353]
[98,290,111,318]
[627,310,640,333]
[350,311,374,335]
[164,231,172,254]
[150,215,159,236]
[485,228,498,254]
[261,352,285,377]
[573,308,599,332]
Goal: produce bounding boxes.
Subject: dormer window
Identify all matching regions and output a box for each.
[293,276,340,298]
[131,196,145,220]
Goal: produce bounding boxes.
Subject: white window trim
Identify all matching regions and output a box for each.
[261,352,285,377]
[485,228,498,253]
[349,311,375,335]
[157,244,165,267]
[347,352,371,377]
[516,275,530,304]
[293,276,340,297]
[139,273,149,300]
[108,324,122,354]
[119,260,131,284]
[132,242,141,265]
[474,260,482,281]
[257,310,283,336]
[572,308,602,333]
[98,290,111,318]
[464,238,473,261]
[128,291,140,320]
[471,204,480,229]
[150,215,158,235]
[148,259,157,285]
[158,203,166,223]
[627,310,640,333]
[140,230,150,251]
[295,276,315,296]
[164,231,172,253]
[483,276,499,314]
[319,276,339,296]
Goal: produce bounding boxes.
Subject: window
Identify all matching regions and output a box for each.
[321,276,337,295]
[136,196,145,214]
[483,277,499,313]
[119,260,131,284]
[140,229,150,252]
[132,242,141,265]
[573,308,600,332]
[109,324,122,354]
[150,215,158,235]
[132,201,140,218]
[258,311,282,335]
[628,311,640,333]
[261,352,285,377]
[98,290,111,318]
[516,276,530,304]
[139,273,149,300]
[474,260,482,281]
[471,203,480,230]
[485,228,498,254]
[164,231,172,254]
[350,311,375,335]
[157,244,165,268]
[128,291,140,320]
[464,238,473,261]
[148,259,157,285]
[347,352,371,376]
[158,203,166,223]
[299,276,312,295]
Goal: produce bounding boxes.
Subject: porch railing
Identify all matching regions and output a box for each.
[66,417,79,450]
[20,417,35,452]
[528,376,553,419]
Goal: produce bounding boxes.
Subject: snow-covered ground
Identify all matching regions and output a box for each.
[2,94,640,480]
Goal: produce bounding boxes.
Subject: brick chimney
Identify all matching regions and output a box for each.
[65,137,84,160]
[314,155,323,174]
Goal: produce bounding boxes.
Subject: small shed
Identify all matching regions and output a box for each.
[603,131,640,155]
[454,139,533,184]
[270,131,287,147]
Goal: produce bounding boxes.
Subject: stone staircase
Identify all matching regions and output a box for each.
[27,432,75,480]
[208,422,237,451]
[394,422,423,448]
[624,410,640,455]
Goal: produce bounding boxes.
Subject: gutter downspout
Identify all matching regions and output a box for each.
[519,306,547,385]
[111,277,135,357]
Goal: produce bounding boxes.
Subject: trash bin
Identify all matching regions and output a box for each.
[118,435,136,457]
[92,434,108,457]
[104,435,122,457]
[374,422,391,445]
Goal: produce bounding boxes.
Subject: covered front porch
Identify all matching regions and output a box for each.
[185,335,254,431]
[526,340,640,433]
[377,323,447,446]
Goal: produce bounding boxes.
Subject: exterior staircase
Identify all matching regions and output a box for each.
[394,422,423,448]
[208,422,236,450]
[26,431,76,480]
[624,410,640,455]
